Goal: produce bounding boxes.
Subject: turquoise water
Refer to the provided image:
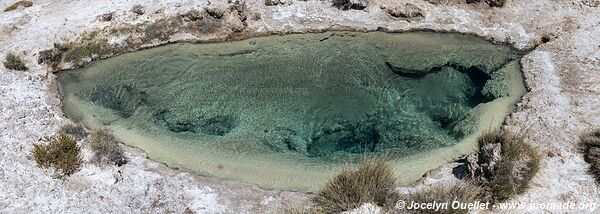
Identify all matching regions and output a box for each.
[58,32,525,192]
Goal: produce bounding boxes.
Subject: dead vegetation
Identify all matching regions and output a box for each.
[3,0,32,12]
[578,129,600,183]
[57,123,88,141]
[3,53,28,71]
[90,129,127,166]
[312,157,398,213]
[401,181,488,214]
[63,31,110,65]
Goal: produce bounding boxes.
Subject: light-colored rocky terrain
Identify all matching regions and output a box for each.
[1,0,599,213]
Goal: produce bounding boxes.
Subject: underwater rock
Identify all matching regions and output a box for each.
[85,83,146,118]
[263,127,309,154]
[481,62,515,99]
[153,110,236,136]
[308,120,380,157]
[385,61,430,78]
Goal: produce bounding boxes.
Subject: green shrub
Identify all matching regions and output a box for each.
[3,0,32,12]
[476,130,540,202]
[57,123,88,140]
[578,129,600,183]
[32,134,82,178]
[400,181,488,214]
[313,157,398,213]
[90,129,127,166]
[3,53,28,71]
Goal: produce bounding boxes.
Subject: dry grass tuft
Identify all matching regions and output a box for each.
[57,123,88,140]
[3,53,28,71]
[578,129,600,183]
[313,157,398,213]
[32,134,82,178]
[90,129,127,166]
[476,130,540,202]
[3,0,32,12]
[401,181,488,214]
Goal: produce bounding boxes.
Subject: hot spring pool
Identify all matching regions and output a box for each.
[57,32,526,192]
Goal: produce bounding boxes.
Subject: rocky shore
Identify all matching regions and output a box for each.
[1,0,599,213]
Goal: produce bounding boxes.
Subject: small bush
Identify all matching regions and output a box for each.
[400,181,488,214]
[32,134,82,178]
[57,123,88,140]
[476,130,540,202]
[313,157,398,213]
[579,129,600,183]
[3,0,32,12]
[90,129,127,166]
[3,53,28,71]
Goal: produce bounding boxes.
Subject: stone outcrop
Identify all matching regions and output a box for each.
[466,0,507,7]
[386,4,425,21]
[462,142,502,181]
[333,0,368,10]
[131,4,145,15]
[98,12,114,21]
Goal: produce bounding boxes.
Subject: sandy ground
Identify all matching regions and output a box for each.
[0,0,599,213]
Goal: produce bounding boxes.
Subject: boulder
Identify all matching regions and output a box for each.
[37,48,61,65]
[131,4,145,15]
[182,9,203,22]
[205,7,225,19]
[460,142,502,181]
[99,12,114,22]
[387,4,425,20]
[333,0,368,10]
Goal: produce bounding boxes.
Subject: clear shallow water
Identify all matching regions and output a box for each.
[58,32,526,192]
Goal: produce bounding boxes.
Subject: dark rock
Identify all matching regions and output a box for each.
[53,43,68,51]
[205,7,225,19]
[387,4,425,20]
[583,0,600,7]
[99,12,114,22]
[37,48,62,65]
[182,9,203,21]
[464,142,502,181]
[485,0,505,7]
[265,0,278,6]
[131,4,145,15]
[333,0,368,10]
[466,0,506,7]
[229,0,249,22]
